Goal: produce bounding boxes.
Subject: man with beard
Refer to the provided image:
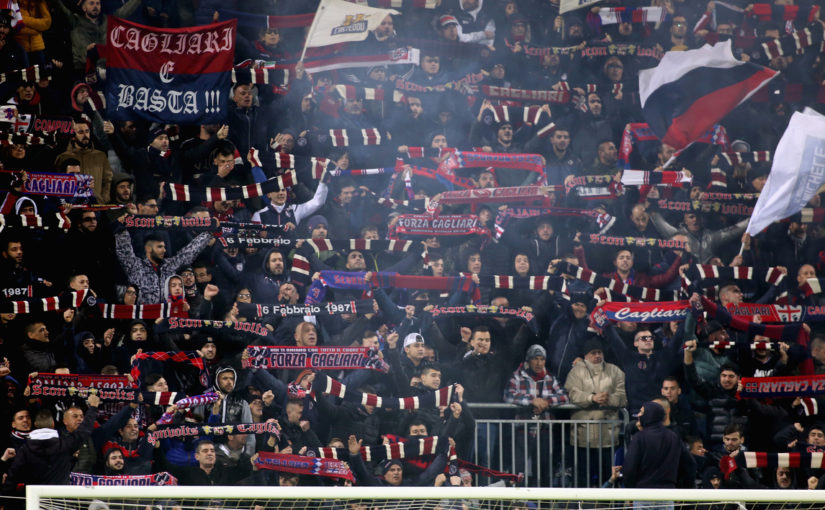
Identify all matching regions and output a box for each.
[526,127,580,185]
[114,223,214,304]
[572,93,614,166]
[53,0,143,74]
[0,238,51,300]
[55,120,113,203]
[586,139,621,176]
[107,173,136,217]
[246,248,289,303]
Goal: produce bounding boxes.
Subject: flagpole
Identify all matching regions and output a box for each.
[300,0,326,63]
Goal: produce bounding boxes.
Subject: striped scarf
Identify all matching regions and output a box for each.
[315,435,449,463]
[215,9,314,29]
[401,147,457,160]
[0,131,56,146]
[230,66,288,87]
[620,170,692,187]
[720,151,771,167]
[686,265,785,287]
[328,128,383,147]
[290,239,416,287]
[494,206,611,239]
[0,64,46,85]
[760,23,822,60]
[558,262,679,301]
[708,340,779,351]
[1,289,90,314]
[162,172,297,202]
[731,449,825,470]
[0,212,71,231]
[97,303,172,320]
[441,151,545,177]
[311,372,454,410]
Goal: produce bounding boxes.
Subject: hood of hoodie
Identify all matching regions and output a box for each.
[213,366,237,394]
[163,274,183,302]
[14,196,38,215]
[29,428,59,453]
[639,401,665,428]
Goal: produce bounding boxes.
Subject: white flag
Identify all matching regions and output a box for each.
[303,0,399,49]
[560,0,602,14]
[746,108,825,235]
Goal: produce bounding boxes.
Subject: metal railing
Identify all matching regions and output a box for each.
[466,403,630,488]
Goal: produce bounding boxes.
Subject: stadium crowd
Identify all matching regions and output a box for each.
[1,0,825,495]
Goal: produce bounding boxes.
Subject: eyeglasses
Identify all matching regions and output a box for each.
[637,335,654,341]
[238,293,251,298]
[124,289,137,295]
[673,22,686,27]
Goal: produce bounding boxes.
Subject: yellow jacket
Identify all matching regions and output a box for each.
[15,0,51,53]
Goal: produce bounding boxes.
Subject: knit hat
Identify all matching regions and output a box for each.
[581,337,604,357]
[381,459,403,474]
[525,344,546,361]
[439,15,459,27]
[697,320,724,340]
[0,12,11,28]
[147,125,166,144]
[308,215,328,231]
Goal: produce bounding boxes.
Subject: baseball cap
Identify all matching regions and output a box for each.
[403,333,425,348]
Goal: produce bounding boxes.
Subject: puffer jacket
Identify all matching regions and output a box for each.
[564,360,627,447]
[15,0,51,52]
[650,212,748,263]
[114,229,211,304]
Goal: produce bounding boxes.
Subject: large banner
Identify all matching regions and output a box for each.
[105,17,236,124]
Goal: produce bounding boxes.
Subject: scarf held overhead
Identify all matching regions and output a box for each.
[311,372,454,410]
[28,373,137,401]
[147,422,281,445]
[242,346,389,372]
[254,452,354,481]
[739,375,825,399]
